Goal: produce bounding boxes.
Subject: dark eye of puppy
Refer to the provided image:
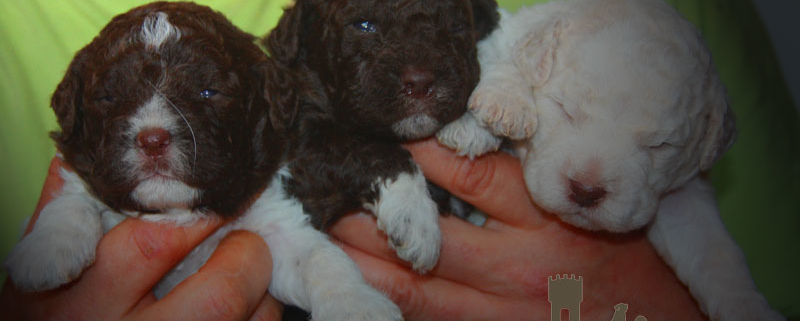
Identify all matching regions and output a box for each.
[352,20,377,33]
[450,22,466,34]
[200,89,218,99]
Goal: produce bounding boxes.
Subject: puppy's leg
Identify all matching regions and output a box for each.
[289,130,442,273]
[647,177,785,321]
[4,169,106,292]
[250,177,404,321]
[366,163,441,273]
[469,61,538,140]
[437,112,503,159]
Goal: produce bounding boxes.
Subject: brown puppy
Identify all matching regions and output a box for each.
[5,0,282,294]
[6,3,423,320]
[266,0,499,274]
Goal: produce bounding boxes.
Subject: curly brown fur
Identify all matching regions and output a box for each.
[266,0,499,229]
[52,1,285,217]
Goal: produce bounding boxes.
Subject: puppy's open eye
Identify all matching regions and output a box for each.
[200,89,218,99]
[451,22,466,34]
[353,20,377,33]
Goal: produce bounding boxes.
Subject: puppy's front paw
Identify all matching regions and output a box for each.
[469,87,536,140]
[370,171,442,273]
[313,284,404,321]
[4,227,100,292]
[378,197,441,273]
[437,113,502,158]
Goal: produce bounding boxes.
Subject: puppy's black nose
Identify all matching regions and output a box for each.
[568,179,607,208]
[136,128,171,158]
[401,66,435,99]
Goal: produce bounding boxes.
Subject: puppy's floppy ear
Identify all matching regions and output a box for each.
[50,48,88,145]
[470,0,499,41]
[699,72,736,170]
[513,19,562,89]
[264,1,308,65]
[260,60,298,134]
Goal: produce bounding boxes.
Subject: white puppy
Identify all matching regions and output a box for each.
[438,0,784,319]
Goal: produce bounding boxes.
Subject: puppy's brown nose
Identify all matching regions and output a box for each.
[568,179,607,208]
[136,128,171,158]
[401,66,435,99]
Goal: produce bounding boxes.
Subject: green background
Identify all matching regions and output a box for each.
[1,0,798,318]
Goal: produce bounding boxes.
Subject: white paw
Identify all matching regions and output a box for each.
[312,284,403,321]
[437,113,503,158]
[4,227,100,292]
[378,199,441,273]
[469,86,536,140]
[368,170,442,273]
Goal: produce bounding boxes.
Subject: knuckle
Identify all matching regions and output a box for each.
[450,156,496,198]
[382,274,427,317]
[197,279,250,321]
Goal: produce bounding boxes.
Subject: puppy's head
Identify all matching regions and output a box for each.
[51,2,282,217]
[512,0,735,231]
[267,0,499,141]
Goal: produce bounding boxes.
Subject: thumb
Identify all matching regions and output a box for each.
[403,138,547,229]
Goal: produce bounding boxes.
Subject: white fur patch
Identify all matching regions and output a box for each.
[391,114,441,140]
[123,94,199,209]
[437,112,502,159]
[128,95,182,135]
[131,177,201,210]
[4,169,107,292]
[365,167,441,272]
[155,169,403,321]
[140,12,182,51]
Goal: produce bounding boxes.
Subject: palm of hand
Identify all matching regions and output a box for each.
[330,139,705,321]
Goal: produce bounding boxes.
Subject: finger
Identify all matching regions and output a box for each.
[27,157,68,235]
[247,294,284,321]
[330,213,513,288]
[73,218,221,314]
[404,139,548,229]
[337,241,527,321]
[141,230,272,321]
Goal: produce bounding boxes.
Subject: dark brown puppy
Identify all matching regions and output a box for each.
[6,1,286,292]
[266,0,499,272]
[52,2,284,217]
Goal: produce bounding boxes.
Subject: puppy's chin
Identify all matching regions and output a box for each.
[391,114,442,140]
[131,177,201,211]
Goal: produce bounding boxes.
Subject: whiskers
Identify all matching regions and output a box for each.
[145,79,198,175]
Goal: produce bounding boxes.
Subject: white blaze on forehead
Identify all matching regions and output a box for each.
[140,12,182,50]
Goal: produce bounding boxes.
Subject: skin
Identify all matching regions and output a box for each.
[1,139,707,320]
[0,158,282,321]
[329,139,708,321]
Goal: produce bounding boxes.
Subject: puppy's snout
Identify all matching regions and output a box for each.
[568,179,607,208]
[401,66,435,99]
[136,128,171,158]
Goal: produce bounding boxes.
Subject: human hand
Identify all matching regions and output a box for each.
[329,139,706,321]
[1,157,283,321]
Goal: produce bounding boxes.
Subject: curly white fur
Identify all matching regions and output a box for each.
[438,0,783,319]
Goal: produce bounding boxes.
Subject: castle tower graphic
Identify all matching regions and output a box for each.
[548,274,583,321]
